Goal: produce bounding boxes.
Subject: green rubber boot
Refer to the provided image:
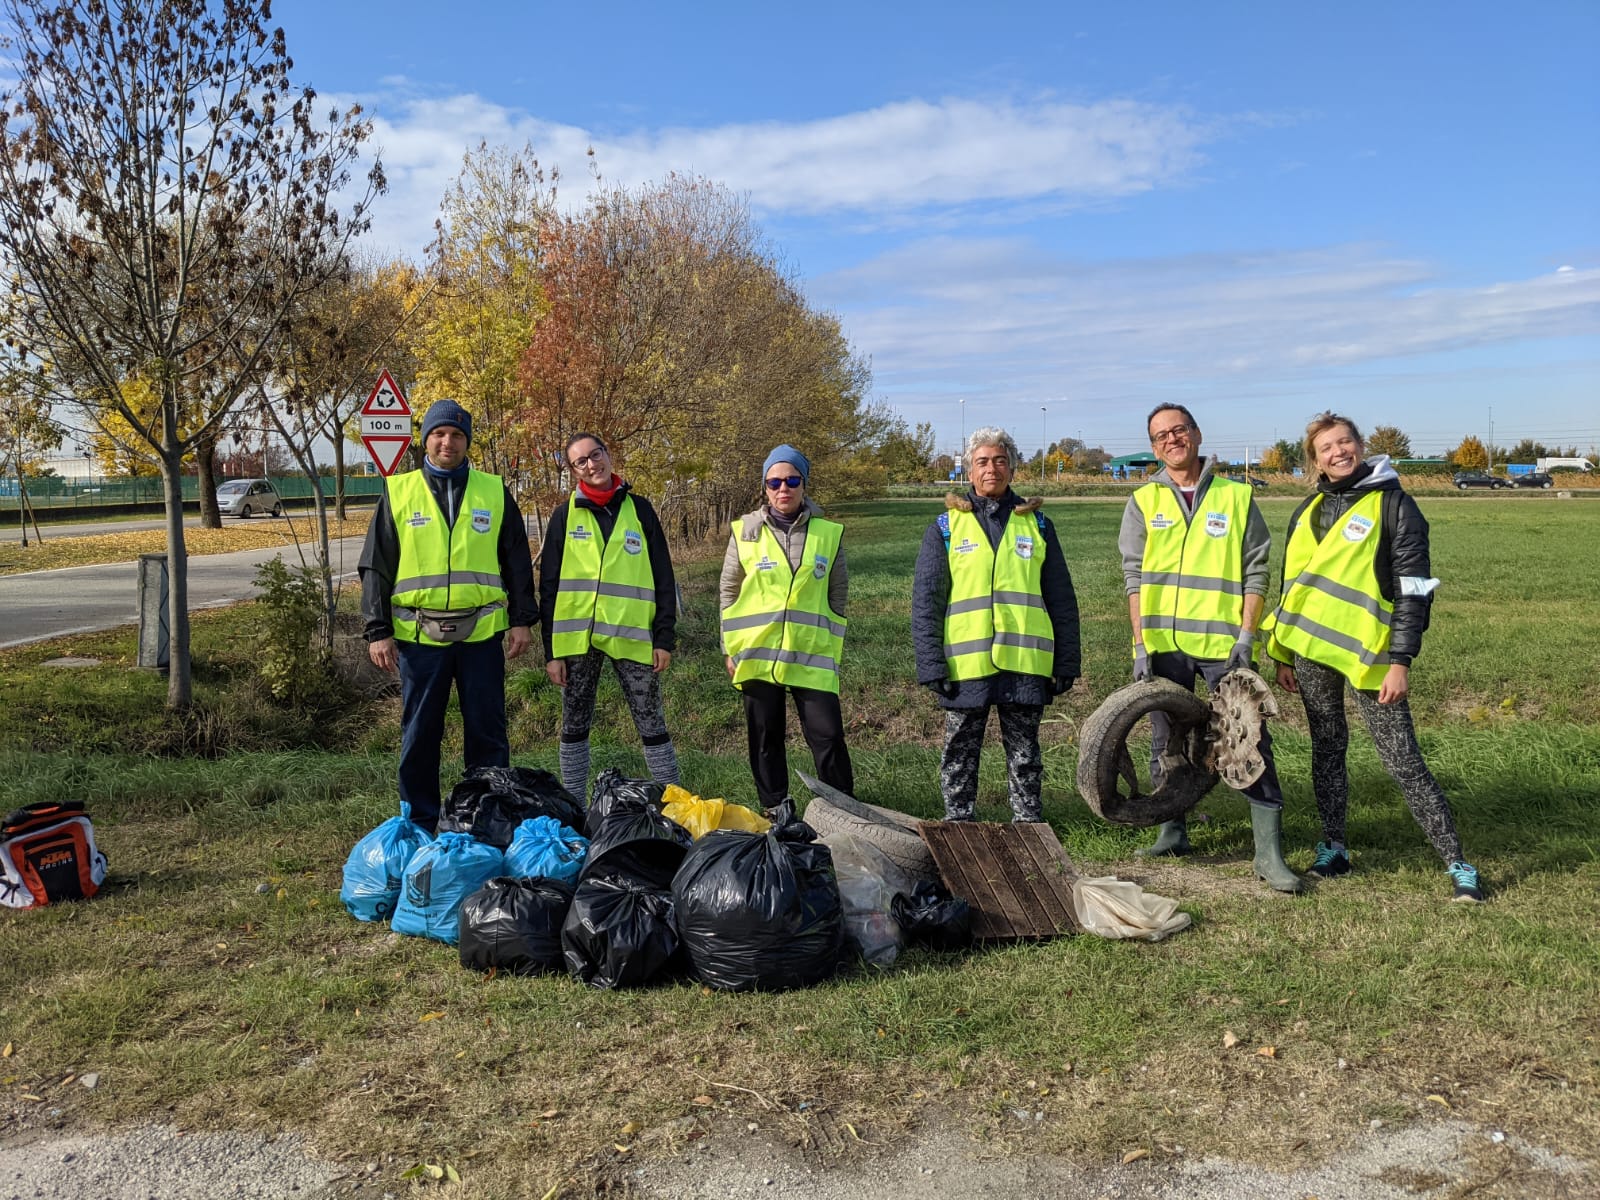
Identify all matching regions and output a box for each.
[1135,819,1191,858]
[1250,803,1304,893]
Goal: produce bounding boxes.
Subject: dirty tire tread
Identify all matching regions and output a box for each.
[802,795,939,883]
[1075,679,1219,827]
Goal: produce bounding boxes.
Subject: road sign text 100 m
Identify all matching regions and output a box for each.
[360,415,411,436]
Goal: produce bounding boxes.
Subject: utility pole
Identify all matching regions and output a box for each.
[1040,405,1047,481]
[958,398,966,481]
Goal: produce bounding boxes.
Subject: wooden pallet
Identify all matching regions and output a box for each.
[917,822,1081,942]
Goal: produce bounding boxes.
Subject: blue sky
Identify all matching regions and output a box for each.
[274,0,1598,460]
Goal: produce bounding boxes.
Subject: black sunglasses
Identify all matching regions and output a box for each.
[765,475,804,490]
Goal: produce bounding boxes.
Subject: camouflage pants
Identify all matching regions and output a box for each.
[939,704,1044,822]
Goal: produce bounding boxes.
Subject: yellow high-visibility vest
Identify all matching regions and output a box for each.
[550,493,656,665]
[721,518,846,694]
[943,508,1053,680]
[388,469,508,645]
[1134,477,1250,660]
[1263,490,1392,690]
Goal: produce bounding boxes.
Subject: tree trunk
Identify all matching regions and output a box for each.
[333,434,347,523]
[159,451,193,709]
[196,430,222,528]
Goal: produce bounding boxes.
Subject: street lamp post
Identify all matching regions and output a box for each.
[1040,405,1047,481]
[959,398,966,481]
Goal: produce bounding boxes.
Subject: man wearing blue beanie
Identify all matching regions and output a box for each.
[358,399,539,832]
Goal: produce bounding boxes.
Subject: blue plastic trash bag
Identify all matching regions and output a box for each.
[505,816,587,885]
[391,832,505,944]
[339,804,434,923]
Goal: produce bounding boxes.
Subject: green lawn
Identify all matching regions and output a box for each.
[1,495,1596,1197]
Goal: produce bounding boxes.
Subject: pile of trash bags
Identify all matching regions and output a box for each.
[341,768,969,990]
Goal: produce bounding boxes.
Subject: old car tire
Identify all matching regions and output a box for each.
[1075,679,1219,826]
[797,771,940,884]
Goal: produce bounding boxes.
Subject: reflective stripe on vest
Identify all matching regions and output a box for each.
[1263,490,1392,690]
[550,493,656,665]
[942,508,1053,680]
[720,518,846,694]
[1134,477,1250,660]
[388,469,509,645]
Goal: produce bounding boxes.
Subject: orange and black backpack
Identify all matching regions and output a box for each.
[1,801,108,909]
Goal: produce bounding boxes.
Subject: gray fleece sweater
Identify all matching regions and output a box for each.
[718,498,848,618]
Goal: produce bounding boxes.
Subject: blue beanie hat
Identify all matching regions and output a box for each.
[421,399,472,445]
[762,444,810,484]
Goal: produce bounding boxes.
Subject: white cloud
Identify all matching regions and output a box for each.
[350,88,1219,256]
[810,240,1600,440]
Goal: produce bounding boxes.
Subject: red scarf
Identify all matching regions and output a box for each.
[578,474,621,507]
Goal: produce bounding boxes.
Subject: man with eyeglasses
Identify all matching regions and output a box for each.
[359,399,538,833]
[539,433,680,803]
[912,426,1080,823]
[1119,403,1300,891]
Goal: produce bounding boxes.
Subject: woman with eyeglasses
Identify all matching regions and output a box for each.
[538,432,681,804]
[719,444,854,808]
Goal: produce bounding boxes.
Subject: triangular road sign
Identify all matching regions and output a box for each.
[362,434,413,476]
[362,369,411,417]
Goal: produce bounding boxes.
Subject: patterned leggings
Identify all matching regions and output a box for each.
[557,647,678,803]
[939,704,1044,823]
[1293,655,1463,864]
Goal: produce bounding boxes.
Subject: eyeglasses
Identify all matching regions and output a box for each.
[570,448,607,469]
[765,475,804,491]
[1150,423,1196,446]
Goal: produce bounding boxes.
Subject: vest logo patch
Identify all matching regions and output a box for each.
[1150,513,1173,530]
[623,530,643,555]
[756,554,776,571]
[407,511,430,527]
[570,523,592,541]
[1342,514,1375,542]
[813,553,828,578]
[470,507,492,534]
[1205,511,1230,538]
[1014,533,1034,560]
[954,537,979,555]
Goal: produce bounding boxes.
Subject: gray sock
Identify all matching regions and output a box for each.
[559,739,591,804]
[642,739,681,786]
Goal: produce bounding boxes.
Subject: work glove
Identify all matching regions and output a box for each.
[1225,632,1256,673]
[1132,645,1151,682]
[934,678,961,699]
[1050,675,1076,697]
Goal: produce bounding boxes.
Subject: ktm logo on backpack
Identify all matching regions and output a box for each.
[1,801,108,910]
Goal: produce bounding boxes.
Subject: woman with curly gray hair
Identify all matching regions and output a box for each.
[910,426,1081,823]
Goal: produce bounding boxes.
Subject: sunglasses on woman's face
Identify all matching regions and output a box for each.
[765,475,803,490]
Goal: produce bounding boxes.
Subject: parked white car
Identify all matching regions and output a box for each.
[217,478,284,518]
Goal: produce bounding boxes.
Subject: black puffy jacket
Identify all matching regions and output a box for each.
[1285,461,1432,664]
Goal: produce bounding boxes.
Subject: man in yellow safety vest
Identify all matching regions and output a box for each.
[359,400,537,832]
[1118,403,1300,891]
[911,425,1080,823]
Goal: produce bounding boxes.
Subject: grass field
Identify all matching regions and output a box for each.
[2,494,1597,1197]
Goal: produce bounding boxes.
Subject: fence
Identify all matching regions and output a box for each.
[0,474,385,514]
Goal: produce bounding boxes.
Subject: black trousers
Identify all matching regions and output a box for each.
[740,680,854,808]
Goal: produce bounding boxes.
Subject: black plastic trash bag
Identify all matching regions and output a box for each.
[439,767,584,848]
[582,802,691,890]
[672,823,845,992]
[561,874,679,990]
[586,768,665,837]
[458,876,574,975]
[892,881,973,952]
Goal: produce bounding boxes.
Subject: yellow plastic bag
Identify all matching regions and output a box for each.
[661,786,771,838]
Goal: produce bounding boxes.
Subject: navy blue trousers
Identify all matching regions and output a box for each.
[397,635,510,831]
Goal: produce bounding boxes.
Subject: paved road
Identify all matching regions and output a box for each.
[0,537,366,649]
[1,503,375,542]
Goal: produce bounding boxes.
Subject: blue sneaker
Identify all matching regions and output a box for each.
[1448,861,1485,903]
[1306,842,1351,879]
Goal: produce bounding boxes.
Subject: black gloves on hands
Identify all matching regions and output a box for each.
[1050,675,1075,697]
[934,678,961,699]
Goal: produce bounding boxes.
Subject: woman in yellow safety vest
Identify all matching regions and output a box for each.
[719,444,853,809]
[539,433,681,804]
[1265,412,1484,902]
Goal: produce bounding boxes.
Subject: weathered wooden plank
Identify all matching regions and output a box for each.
[919,821,1081,942]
